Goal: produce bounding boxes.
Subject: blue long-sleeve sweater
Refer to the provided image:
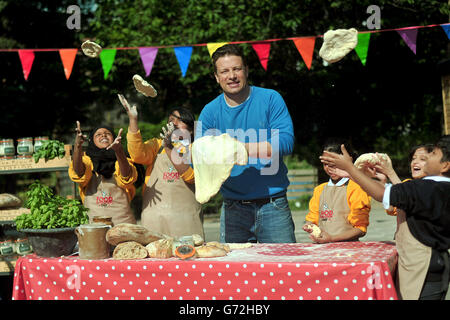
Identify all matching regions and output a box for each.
[196,86,295,200]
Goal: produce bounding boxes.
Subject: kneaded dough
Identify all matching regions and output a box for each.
[227,243,253,250]
[81,40,102,58]
[319,28,358,63]
[354,153,388,169]
[192,134,248,204]
[195,245,228,258]
[133,74,157,98]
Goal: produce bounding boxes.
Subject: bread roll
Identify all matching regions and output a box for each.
[146,238,174,259]
[112,241,148,259]
[195,245,228,258]
[192,234,204,246]
[106,223,166,246]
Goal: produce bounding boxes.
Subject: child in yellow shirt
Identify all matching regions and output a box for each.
[303,138,371,243]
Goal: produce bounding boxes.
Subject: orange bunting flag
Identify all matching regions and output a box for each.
[59,49,78,80]
[252,42,271,71]
[18,50,35,81]
[292,37,316,70]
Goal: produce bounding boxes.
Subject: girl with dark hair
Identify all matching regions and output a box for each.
[118,94,204,239]
[68,121,138,225]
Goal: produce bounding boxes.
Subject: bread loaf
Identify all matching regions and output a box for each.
[0,193,22,208]
[206,241,230,253]
[195,245,228,258]
[227,243,253,250]
[106,223,166,246]
[112,241,148,260]
[146,238,174,259]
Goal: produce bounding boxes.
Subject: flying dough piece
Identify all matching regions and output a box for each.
[192,134,248,204]
[133,74,157,98]
[81,40,102,58]
[354,153,388,169]
[319,28,358,63]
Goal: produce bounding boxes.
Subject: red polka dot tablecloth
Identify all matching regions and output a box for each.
[12,241,398,300]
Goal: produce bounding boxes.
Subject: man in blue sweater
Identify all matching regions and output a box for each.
[196,44,296,243]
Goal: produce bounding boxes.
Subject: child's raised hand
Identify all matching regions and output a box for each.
[320,144,353,171]
[118,94,138,119]
[75,121,87,148]
[106,128,123,151]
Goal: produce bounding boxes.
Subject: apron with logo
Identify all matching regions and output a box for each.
[141,150,204,238]
[83,173,136,226]
[394,209,432,300]
[318,183,359,240]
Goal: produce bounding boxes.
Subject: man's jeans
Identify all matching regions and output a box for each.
[219,196,296,243]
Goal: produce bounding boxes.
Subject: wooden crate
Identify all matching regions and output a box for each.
[0,256,17,274]
[0,208,30,222]
[0,145,71,174]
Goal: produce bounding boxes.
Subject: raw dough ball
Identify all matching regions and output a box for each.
[354,153,388,169]
[81,40,102,58]
[319,28,358,63]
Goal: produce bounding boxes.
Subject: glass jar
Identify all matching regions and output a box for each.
[33,136,49,153]
[17,137,33,156]
[2,139,15,157]
[0,239,15,256]
[14,238,33,255]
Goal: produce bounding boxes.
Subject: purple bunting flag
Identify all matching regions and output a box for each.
[139,47,158,77]
[396,28,418,54]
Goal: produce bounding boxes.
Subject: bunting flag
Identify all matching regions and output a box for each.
[174,46,193,77]
[442,24,450,40]
[252,42,271,71]
[18,50,35,80]
[292,37,316,70]
[99,49,117,79]
[206,42,228,57]
[138,47,158,77]
[397,28,418,54]
[58,49,78,80]
[2,22,448,80]
[355,33,371,66]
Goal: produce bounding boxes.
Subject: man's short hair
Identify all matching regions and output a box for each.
[211,44,247,74]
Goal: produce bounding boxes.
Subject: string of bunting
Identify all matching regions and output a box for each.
[1,22,449,81]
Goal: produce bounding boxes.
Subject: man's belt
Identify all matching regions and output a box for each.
[235,195,286,206]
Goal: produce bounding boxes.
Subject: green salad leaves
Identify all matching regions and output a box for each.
[33,140,66,163]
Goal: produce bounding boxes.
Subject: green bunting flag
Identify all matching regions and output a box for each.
[355,33,371,66]
[99,49,117,79]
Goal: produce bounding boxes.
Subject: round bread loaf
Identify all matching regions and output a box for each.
[112,241,148,260]
[195,245,228,258]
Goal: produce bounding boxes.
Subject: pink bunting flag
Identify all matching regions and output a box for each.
[59,49,78,80]
[138,47,158,77]
[18,50,35,80]
[292,37,316,70]
[252,42,271,71]
[396,28,418,54]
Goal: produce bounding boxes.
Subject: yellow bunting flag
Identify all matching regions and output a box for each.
[206,42,228,57]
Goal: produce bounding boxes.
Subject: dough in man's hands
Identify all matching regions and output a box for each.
[133,74,157,98]
[81,40,102,58]
[319,28,358,63]
[305,224,322,238]
[192,134,248,204]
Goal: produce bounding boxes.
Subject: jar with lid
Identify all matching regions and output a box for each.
[0,239,15,256]
[2,139,15,157]
[17,137,33,156]
[33,136,49,153]
[14,238,33,255]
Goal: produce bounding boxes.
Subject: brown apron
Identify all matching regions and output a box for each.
[318,182,358,239]
[83,173,136,226]
[141,150,204,239]
[394,209,432,300]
